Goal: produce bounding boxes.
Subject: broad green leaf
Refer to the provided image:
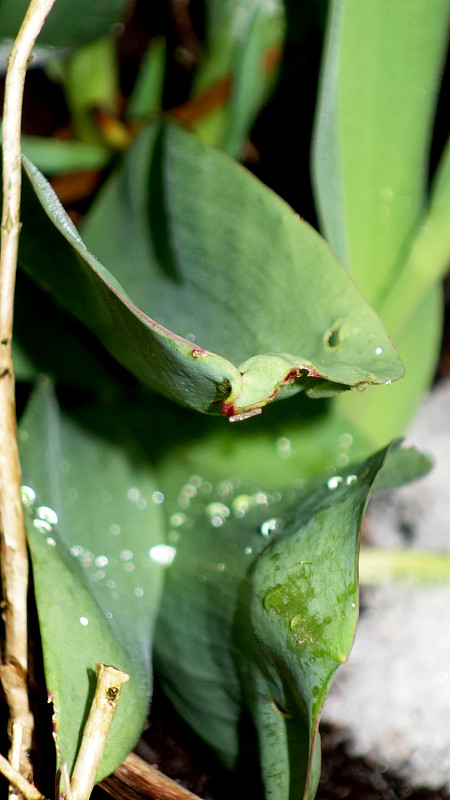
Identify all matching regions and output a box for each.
[154,445,390,799]
[0,0,127,50]
[16,124,403,417]
[19,382,165,780]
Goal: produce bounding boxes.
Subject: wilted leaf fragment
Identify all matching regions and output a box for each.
[17,120,403,417]
[19,382,164,780]
[154,445,390,800]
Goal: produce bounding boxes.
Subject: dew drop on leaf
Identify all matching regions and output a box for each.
[149,544,176,566]
[327,476,343,490]
[20,485,36,506]
[36,506,58,526]
[260,518,278,537]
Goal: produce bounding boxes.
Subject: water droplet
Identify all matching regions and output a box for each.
[183,484,198,498]
[217,481,233,496]
[19,430,29,442]
[336,453,349,467]
[120,550,133,561]
[109,524,121,536]
[127,487,140,501]
[276,436,292,458]
[152,491,165,504]
[385,379,392,385]
[189,475,203,488]
[375,346,383,355]
[124,562,135,572]
[352,602,356,608]
[339,433,353,448]
[105,612,113,619]
[185,332,196,342]
[106,579,116,588]
[327,476,343,490]
[255,492,268,506]
[264,585,284,612]
[79,617,89,626]
[36,506,58,526]
[170,513,186,527]
[345,474,358,486]
[380,187,394,202]
[149,544,177,566]
[33,519,53,534]
[205,502,230,523]
[231,494,255,518]
[200,481,213,495]
[134,587,144,597]
[46,537,56,547]
[136,497,147,510]
[71,545,83,557]
[95,555,108,568]
[217,563,226,571]
[260,518,278,537]
[20,485,35,506]
[80,551,94,567]
[244,547,253,555]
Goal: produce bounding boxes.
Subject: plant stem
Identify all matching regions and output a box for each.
[0,753,48,800]
[0,0,58,779]
[69,664,129,800]
[359,547,450,585]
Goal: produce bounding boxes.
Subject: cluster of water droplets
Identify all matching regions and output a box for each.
[21,485,58,548]
[20,478,169,626]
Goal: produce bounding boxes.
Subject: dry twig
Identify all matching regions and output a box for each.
[69,664,129,800]
[101,752,202,800]
[0,0,58,779]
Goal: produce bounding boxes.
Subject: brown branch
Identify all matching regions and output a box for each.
[0,0,58,780]
[101,752,202,800]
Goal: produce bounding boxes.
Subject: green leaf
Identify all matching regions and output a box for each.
[312,0,449,304]
[312,0,449,446]
[0,0,128,49]
[1,123,110,175]
[16,123,404,417]
[126,37,166,121]
[153,444,390,799]
[19,381,165,780]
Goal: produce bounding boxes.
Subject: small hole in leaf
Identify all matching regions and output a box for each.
[326,327,342,348]
[270,696,292,718]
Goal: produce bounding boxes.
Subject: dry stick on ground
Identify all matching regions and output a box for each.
[101,752,202,800]
[0,0,58,780]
